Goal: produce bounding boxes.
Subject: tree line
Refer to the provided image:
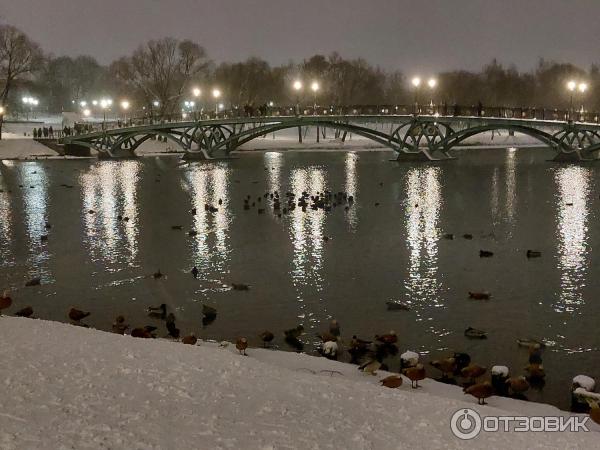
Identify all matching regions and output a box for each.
[1,21,600,121]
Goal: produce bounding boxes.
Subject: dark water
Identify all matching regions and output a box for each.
[1,148,599,410]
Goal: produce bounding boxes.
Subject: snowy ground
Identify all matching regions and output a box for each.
[0,316,596,449]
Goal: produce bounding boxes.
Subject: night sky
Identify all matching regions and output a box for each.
[2,0,600,71]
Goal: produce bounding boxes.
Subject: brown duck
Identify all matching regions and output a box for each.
[403,364,426,388]
[464,381,494,405]
[68,307,90,322]
[0,291,12,313]
[15,306,34,318]
[380,375,403,389]
[182,334,198,345]
[236,337,248,355]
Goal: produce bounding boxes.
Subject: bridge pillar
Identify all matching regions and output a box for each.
[182,150,212,161]
[64,143,91,157]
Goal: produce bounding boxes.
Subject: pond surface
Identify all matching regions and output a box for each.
[1,148,599,410]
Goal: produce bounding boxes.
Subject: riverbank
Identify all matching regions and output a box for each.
[0,316,596,449]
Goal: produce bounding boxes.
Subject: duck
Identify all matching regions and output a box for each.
[320,340,338,359]
[464,381,494,405]
[284,325,304,340]
[202,304,217,320]
[236,337,248,355]
[587,400,600,425]
[15,306,33,318]
[517,338,546,349]
[231,283,250,291]
[375,331,398,345]
[317,331,337,343]
[524,363,545,381]
[506,376,530,395]
[359,359,382,376]
[468,291,490,300]
[0,291,12,313]
[380,375,403,389]
[182,334,198,345]
[152,270,164,279]
[131,327,154,338]
[386,300,410,311]
[461,364,487,382]
[68,307,90,322]
[403,364,426,388]
[329,319,341,337]
[25,277,41,287]
[112,315,128,334]
[430,358,457,379]
[171,225,183,230]
[463,233,473,239]
[147,303,167,319]
[167,322,180,339]
[464,327,487,339]
[188,230,198,237]
[259,330,274,347]
[479,250,494,257]
[191,266,199,278]
[528,344,543,364]
[526,250,541,258]
[453,352,472,372]
[443,233,454,240]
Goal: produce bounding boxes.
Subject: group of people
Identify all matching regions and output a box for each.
[243,103,270,117]
[32,126,55,139]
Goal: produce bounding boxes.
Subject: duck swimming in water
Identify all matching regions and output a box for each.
[464,327,487,339]
[468,291,490,300]
[15,306,33,318]
[68,307,90,322]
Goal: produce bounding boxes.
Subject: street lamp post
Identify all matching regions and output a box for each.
[427,78,437,114]
[311,81,320,143]
[578,82,588,121]
[120,100,130,125]
[293,80,303,143]
[212,89,221,116]
[193,88,201,119]
[411,77,421,115]
[567,80,576,121]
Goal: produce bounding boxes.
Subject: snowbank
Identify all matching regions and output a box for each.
[0,317,596,449]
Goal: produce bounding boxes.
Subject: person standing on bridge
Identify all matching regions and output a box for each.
[477,101,483,117]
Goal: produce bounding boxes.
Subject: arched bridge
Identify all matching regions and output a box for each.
[61,115,600,162]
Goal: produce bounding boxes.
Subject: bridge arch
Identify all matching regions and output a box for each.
[201,119,404,157]
[439,124,568,154]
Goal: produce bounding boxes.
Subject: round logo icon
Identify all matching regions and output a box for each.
[450,408,482,440]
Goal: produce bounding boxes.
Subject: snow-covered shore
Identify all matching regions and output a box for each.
[0,316,596,449]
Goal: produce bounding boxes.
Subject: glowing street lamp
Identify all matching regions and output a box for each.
[83,109,91,117]
[567,80,578,120]
[427,78,437,89]
[411,77,422,114]
[80,101,87,108]
[212,89,221,115]
[192,87,201,97]
[120,100,130,124]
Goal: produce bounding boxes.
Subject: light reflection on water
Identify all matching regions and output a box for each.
[80,161,141,269]
[404,167,442,309]
[0,165,13,263]
[289,167,328,330]
[553,166,591,314]
[18,163,51,280]
[343,152,358,231]
[183,163,232,283]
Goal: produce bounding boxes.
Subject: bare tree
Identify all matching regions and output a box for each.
[111,38,209,117]
[0,24,43,139]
